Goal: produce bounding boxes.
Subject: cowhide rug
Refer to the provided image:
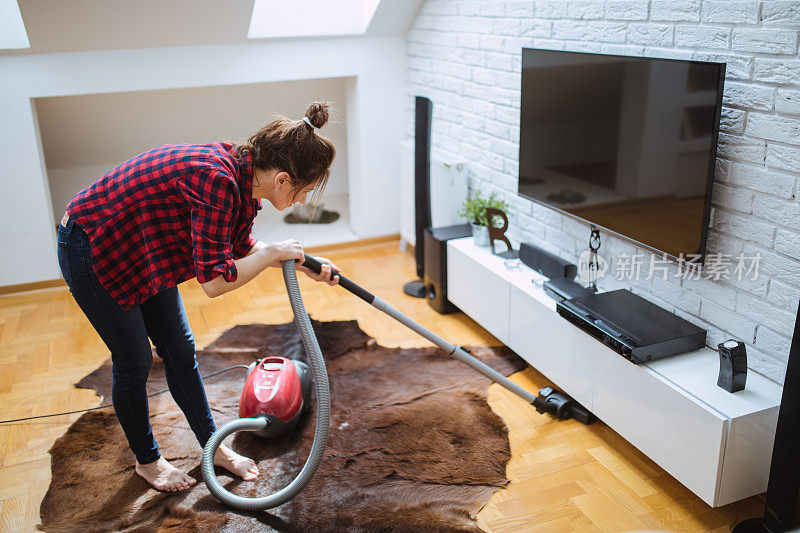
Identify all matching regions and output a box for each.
[39,320,525,532]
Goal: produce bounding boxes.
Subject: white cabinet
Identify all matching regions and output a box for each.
[447,243,510,344]
[446,237,781,507]
[593,352,727,505]
[508,285,601,408]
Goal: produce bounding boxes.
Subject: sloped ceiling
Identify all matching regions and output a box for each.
[1,0,422,56]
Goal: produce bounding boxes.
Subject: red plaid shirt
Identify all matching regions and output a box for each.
[67,142,261,309]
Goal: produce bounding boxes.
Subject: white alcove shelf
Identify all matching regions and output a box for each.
[35,77,357,250]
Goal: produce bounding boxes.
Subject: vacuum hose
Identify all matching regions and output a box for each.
[200,260,331,511]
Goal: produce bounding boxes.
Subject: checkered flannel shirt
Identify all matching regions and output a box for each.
[66,142,261,309]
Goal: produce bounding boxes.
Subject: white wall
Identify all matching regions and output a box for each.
[406,0,800,384]
[0,36,405,286]
[36,78,350,220]
[47,164,121,224]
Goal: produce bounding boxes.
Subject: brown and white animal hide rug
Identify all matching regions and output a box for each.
[39,319,525,532]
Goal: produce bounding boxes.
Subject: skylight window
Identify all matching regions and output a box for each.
[248,0,381,39]
[0,0,29,49]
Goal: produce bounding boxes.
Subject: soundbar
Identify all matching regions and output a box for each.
[519,242,577,280]
[556,289,707,364]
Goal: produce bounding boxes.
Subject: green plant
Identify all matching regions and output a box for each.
[457,190,510,226]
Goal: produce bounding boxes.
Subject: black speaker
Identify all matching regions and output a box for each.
[403,96,433,299]
[717,339,747,393]
[519,242,577,280]
[733,301,800,532]
[423,224,472,314]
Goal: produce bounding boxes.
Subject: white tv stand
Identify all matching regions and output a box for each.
[446,237,781,507]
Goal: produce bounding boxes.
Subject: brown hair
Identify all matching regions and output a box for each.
[239,101,336,211]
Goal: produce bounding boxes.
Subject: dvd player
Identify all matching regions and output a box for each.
[556,289,707,364]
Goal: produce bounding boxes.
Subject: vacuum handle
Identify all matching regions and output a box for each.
[301,254,374,304]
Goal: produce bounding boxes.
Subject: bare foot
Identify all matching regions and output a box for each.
[135,456,197,492]
[214,443,259,481]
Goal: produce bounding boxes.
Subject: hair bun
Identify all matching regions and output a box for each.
[305,102,330,129]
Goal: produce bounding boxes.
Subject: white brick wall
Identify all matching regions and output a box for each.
[405,0,800,384]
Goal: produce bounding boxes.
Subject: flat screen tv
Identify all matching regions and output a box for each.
[518,48,725,262]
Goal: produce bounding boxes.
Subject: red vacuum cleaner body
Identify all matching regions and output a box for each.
[239,357,312,438]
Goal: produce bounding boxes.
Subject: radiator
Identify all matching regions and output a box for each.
[400,141,468,247]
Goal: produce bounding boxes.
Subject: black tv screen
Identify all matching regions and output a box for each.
[519,48,725,261]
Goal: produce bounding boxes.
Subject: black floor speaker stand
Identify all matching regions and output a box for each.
[733,301,800,532]
[403,96,433,299]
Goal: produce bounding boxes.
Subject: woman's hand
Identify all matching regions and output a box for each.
[200,239,298,298]
[264,239,305,268]
[296,256,341,286]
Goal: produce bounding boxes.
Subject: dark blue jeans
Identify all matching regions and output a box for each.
[57,218,217,464]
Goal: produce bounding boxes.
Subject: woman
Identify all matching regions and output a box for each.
[57,102,340,492]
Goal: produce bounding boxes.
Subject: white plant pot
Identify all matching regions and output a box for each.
[471,223,490,246]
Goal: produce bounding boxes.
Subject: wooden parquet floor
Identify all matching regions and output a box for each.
[0,238,764,532]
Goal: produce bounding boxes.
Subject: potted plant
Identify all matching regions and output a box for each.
[457,190,510,246]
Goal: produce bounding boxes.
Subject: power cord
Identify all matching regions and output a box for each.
[0,363,252,425]
[588,226,602,293]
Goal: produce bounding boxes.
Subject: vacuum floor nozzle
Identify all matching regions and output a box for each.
[533,386,597,425]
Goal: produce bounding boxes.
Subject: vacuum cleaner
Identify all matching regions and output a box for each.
[201,255,595,511]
